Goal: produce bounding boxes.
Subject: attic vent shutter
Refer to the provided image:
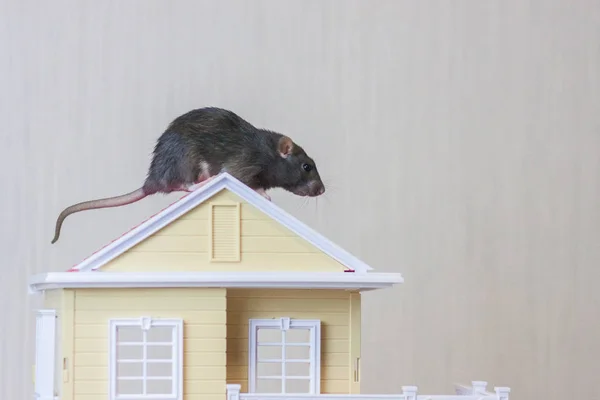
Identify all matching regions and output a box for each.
[209,202,241,262]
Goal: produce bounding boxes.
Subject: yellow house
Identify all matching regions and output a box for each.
[28,172,404,400]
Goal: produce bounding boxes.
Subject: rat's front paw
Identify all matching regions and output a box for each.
[255,188,271,201]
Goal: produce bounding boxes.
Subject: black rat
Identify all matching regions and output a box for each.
[51,107,325,244]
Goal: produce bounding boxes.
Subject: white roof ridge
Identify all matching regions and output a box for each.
[69,172,374,273]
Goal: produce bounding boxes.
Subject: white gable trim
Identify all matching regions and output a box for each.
[28,271,404,293]
[69,172,374,273]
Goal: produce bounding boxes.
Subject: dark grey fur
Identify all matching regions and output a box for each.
[143,107,324,195]
[51,107,325,244]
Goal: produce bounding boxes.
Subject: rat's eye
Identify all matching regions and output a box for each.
[302,163,312,172]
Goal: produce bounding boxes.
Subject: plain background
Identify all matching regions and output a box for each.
[2,1,599,400]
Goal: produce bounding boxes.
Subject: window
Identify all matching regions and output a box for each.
[248,317,321,394]
[109,317,183,400]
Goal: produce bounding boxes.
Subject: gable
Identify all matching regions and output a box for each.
[100,189,347,273]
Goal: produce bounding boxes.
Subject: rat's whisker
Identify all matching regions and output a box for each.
[295,196,310,212]
[322,177,341,193]
[325,185,340,195]
[294,198,306,212]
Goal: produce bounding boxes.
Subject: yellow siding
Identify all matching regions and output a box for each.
[226,289,354,394]
[101,189,345,272]
[72,288,227,400]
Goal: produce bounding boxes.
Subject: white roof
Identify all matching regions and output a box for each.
[28,173,404,293]
[70,172,375,273]
[28,271,403,293]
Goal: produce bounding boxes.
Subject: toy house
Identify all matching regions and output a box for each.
[28,172,510,400]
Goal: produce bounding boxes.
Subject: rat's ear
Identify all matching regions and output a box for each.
[278,136,294,158]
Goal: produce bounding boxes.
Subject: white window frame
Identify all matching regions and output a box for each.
[109,317,183,400]
[248,317,321,394]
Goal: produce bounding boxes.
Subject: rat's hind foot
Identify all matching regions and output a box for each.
[255,188,271,201]
[168,186,194,194]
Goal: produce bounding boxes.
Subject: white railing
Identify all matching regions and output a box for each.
[226,381,510,400]
[451,381,510,400]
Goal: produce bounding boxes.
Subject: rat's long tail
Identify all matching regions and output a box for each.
[51,187,148,244]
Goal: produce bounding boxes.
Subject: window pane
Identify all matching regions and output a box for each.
[256,378,282,393]
[257,345,281,360]
[117,379,143,395]
[117,326,143,342]
[257,362,282,377]
[258,328,281,343]
[285,362,310,377]
[117,345,143,360]
[286,328,310,343]
[147,345,172,360]
[285,378,310,394]
[285,345,310,360]
[117,362,143,377]
[147,379,172,395]
[147,361,172,377]
[147,326,173,342]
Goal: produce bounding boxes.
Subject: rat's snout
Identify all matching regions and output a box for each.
[291,179,325,197]
[310,181,326,197]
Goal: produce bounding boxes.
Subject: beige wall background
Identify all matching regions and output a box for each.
[2,1,599,400]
